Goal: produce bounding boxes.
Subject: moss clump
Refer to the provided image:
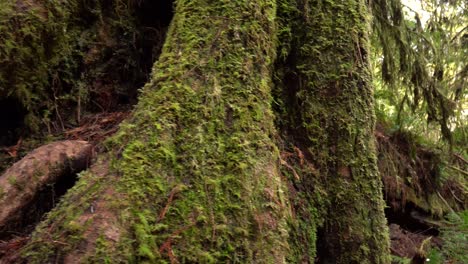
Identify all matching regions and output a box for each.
[0,186,5,201]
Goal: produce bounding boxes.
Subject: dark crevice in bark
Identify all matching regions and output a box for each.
[127,0,175,90]
[87,0,175,109]
[315,227,332,264]
[273,49,310,148]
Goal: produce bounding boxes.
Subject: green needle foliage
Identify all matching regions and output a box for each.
[371,0,467,144]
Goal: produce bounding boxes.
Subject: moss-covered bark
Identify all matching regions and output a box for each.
[16,0,289,263]
[275,0,391,262]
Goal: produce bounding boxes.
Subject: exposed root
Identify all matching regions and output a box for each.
[0,140,94,238]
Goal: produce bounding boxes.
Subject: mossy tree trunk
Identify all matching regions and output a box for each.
[2,0,391,263]
[276,0,390,263]
[13,0,289,263]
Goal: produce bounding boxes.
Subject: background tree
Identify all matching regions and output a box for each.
[275,0,390,262]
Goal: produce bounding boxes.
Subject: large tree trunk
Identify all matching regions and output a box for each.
[10,0,289,263]
[276,0,390,263]
[1,0,392,263]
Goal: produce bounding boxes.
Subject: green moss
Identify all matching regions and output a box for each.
[0,0,83,129]
[86,235,113,264]
[7,176,16,186]
[8,176,25,190]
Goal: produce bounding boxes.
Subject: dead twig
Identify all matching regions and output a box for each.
[158,187,181,222]
[159,216,197,264]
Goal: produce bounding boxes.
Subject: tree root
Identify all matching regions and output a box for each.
[0,140,94,238]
